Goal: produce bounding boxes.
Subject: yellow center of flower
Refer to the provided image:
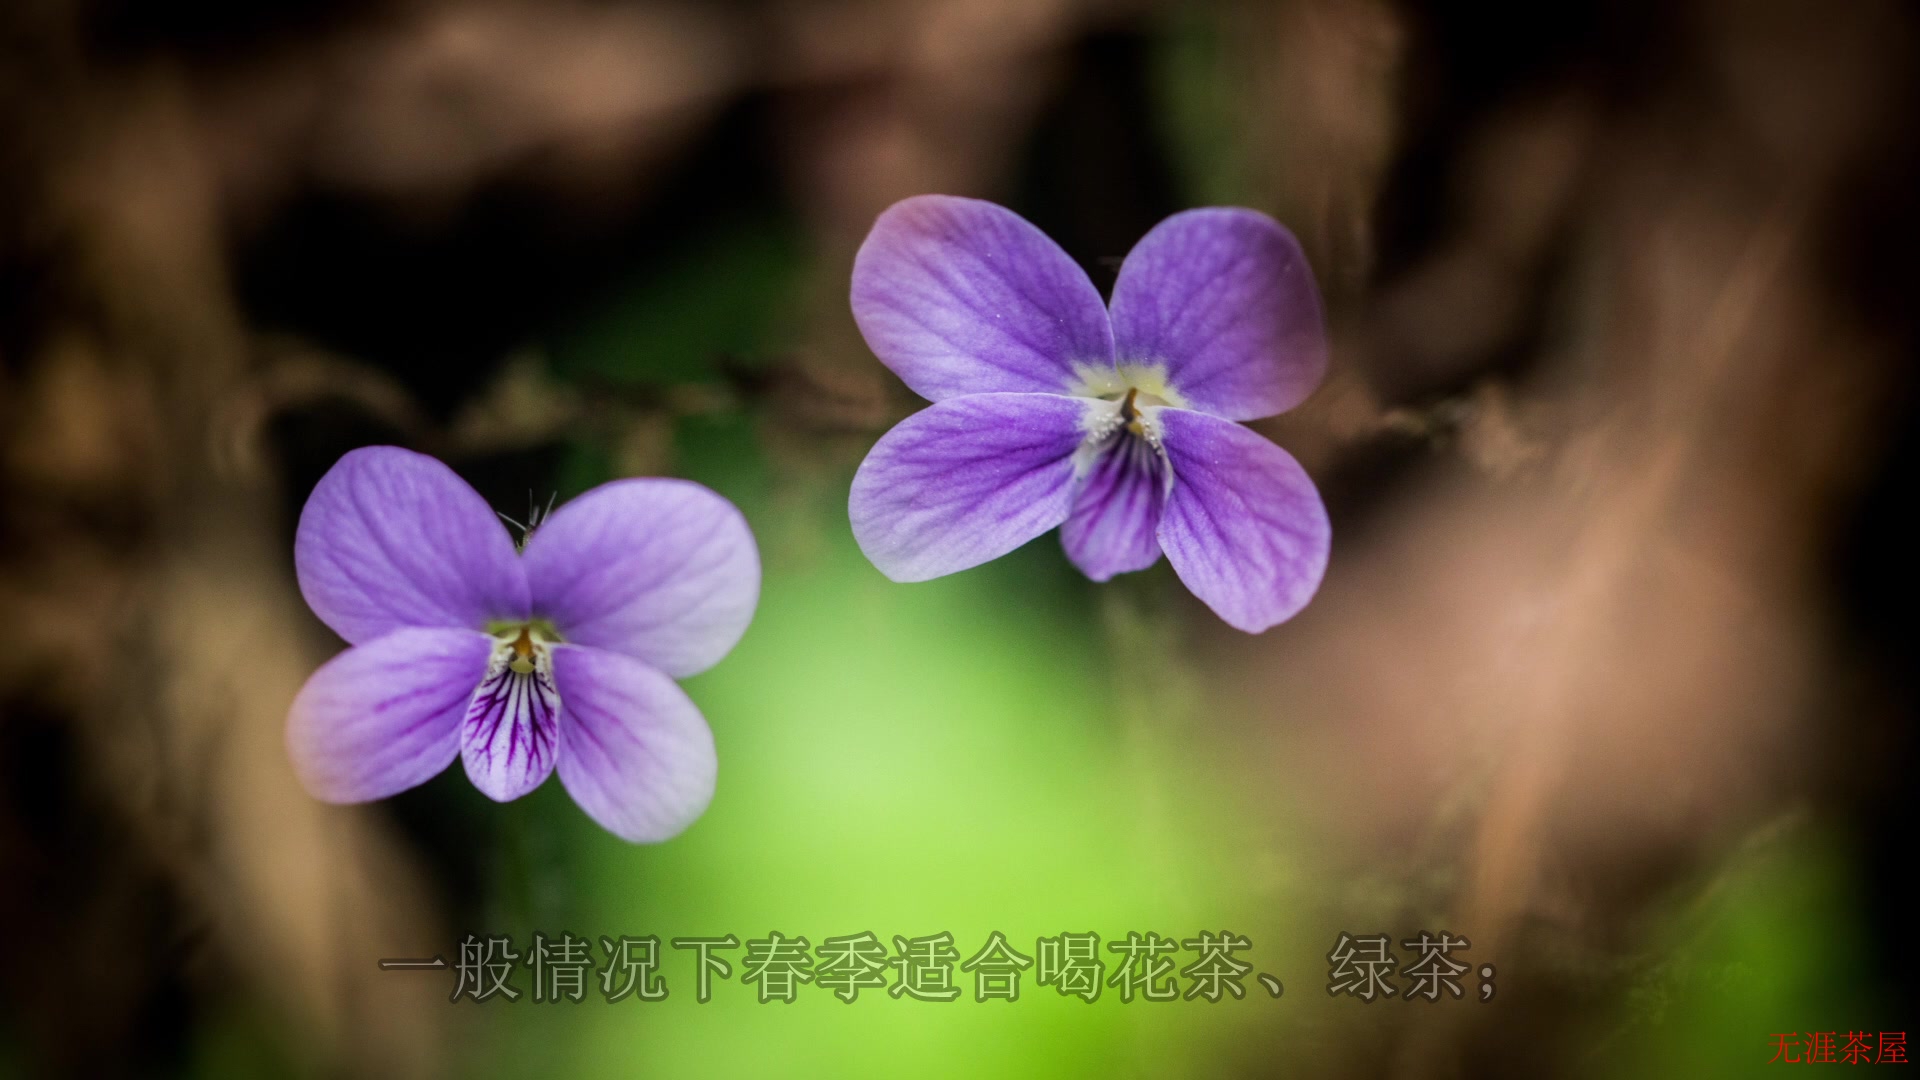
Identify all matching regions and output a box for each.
[484,619,563,674]
[1117,386,1174,437]
[507,628,536,674]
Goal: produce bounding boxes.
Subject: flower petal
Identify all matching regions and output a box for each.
[851,195,1115,401]
[1154,408,1330,633]
[552,645,716,843]
[286,627,491,802]
[460,644,561,801]
[850,392,1089,582]
[522,479,759,679]
[1061,429,1168,581]
[295,446,530,643]
[1108,208,1327,421]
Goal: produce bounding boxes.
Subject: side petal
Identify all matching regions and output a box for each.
[460,645,560,802]
[850,392,1089,582]
[286,627,491,802]
[522,479,759,679]
[1108,208,1327,421]
[295,446,530,643]
[851,195,1115,401]
[1061,431,1168,581]
[1155,408,1330,633]
[552,645,717,843]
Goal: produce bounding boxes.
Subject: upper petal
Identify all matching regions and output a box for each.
[1061,426,1168,581]
[552,644,717,843]
[1108,208,1327,421]
[522,479,759,679]
[1154,408,1330,632]
[294,446,530,643]
[851,195,1115,401]
[286,627,491,802]
[850,392,1090,582]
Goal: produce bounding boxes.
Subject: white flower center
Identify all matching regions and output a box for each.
[1069,361,1188,411]
[1076,388,1174,497]
[1083,387,1169,445]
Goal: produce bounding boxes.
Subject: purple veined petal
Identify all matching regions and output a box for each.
[1154,408,1330,633]
[522,479,759,679]
[295,446,530,644]
[850,392,1091,582]
[286,627,492,803]
[1061,426,1169,581]
[460,642,561,801]
[851,195,1116,401]
[1109,208,1328,421]
[552,645,716,843]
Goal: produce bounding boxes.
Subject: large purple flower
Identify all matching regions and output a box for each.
[286,446,759,842]
[848,195,1331,632]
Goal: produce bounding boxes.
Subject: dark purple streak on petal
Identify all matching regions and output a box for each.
[1061,426,1168,581]
[461,648,560,801]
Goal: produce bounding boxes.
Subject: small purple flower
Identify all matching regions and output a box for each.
[848,195,1331,632]
[286,446,759,842]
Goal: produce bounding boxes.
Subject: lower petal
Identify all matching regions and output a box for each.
[460,645,561,801]
[1155,408,1330,632]
[1061,432,1167,580]
[850,392,1089,582]
[551,645,717,843]
[286,627,491,802]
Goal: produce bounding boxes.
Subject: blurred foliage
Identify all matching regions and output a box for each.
[1152,8,1256,209]
[544,215,805,388]
[1596,824,1883,1079]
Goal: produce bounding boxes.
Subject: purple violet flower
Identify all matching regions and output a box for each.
[286,446,759,842]
[848,195,1332,632]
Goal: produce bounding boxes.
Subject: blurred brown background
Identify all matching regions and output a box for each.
[2,0,1916,1076]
